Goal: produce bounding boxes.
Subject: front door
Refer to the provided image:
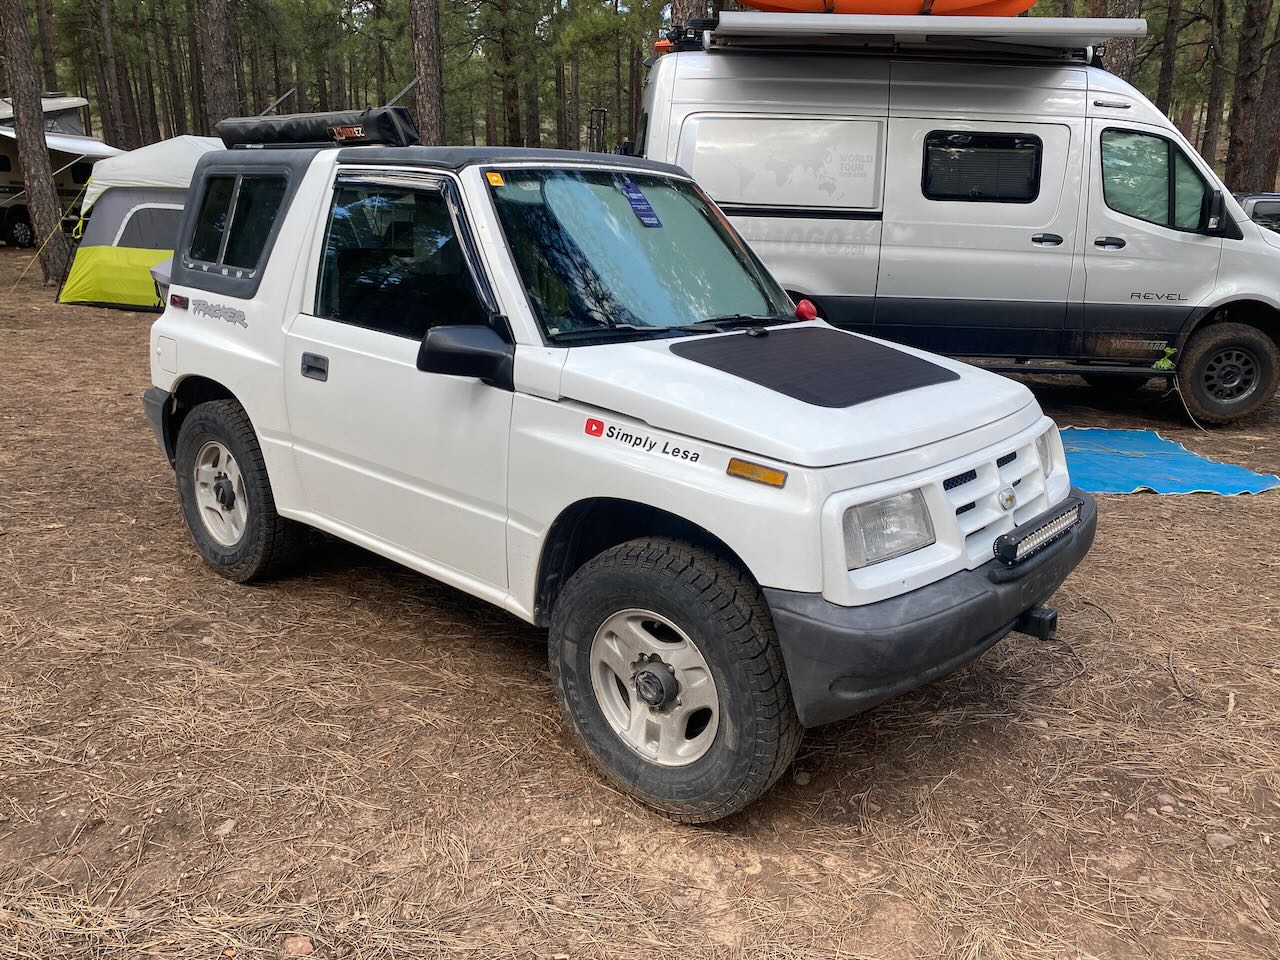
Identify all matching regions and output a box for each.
[1080,121,1222,360]
[284,171,514,590]
[876,117,1083,357]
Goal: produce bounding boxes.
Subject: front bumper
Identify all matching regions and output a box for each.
[765,488,1097,727]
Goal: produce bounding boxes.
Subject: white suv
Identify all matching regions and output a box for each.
[144,114,1096,822]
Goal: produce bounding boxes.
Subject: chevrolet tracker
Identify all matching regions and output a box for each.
[143,109,1096,823]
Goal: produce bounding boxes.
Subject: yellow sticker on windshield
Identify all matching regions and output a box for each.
[486,171,505,187]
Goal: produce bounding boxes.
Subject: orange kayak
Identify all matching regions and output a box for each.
[738,0,1037,14]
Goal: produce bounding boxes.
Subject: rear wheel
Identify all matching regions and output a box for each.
[548,538,801,823]
[3,213,34,248]
[174,399,304,581]
[1177,322,1279,423]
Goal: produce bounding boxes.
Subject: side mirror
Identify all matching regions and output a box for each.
[416,324,514,391]
[1205,189,1225,232]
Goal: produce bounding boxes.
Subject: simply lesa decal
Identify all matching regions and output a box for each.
[584,417,701,462]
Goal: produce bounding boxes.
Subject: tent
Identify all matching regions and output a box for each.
[59,135,222,309]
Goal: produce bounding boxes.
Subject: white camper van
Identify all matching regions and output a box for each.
[638,14,1280,423]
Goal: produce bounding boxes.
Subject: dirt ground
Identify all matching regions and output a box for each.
[1,246,1277,960]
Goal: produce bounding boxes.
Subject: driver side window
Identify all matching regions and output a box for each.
[315,181,487,339]
[1101,129,1208,231]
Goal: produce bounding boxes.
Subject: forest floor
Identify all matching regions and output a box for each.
[1,245,1278,959]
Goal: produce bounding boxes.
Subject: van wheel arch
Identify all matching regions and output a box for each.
[1180,300,1280,354]
[533,499,753,627]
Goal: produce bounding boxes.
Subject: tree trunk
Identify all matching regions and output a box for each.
[409,0,445,144]
[1225,0,1276,191]
[1104,0,1140,81]
[671,0,706,27]
[0,0,73,281]
[34,0,57,90]
[554,57,566,148]
[1059,0,1073,14]
[568,54,579,150]
[198,0,240,127]
[1253,40,1280,190]
[484,80,497,145]
[1199,0,1228,166]
[523,72,542,148]
[1155,0,1182,113]
[98,0,125,144]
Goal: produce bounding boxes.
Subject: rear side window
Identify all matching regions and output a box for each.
[923,131,1042,203]
[1100,129,1208,230]
[1253,200,1280,232]
[188,173,287,269]
[70,162,93,184]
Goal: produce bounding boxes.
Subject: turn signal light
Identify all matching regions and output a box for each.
[726,458,787,488]
[170,294,188,309]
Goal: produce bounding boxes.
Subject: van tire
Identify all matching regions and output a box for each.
[548,538,801,823]
[174,399,304,582]
[1177,322,1280,424]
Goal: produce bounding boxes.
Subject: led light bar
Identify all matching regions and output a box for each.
[993,499,1082,566]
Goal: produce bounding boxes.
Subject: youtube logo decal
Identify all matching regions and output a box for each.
[584,418,605,437]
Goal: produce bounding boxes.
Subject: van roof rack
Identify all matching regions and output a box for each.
[691,13,1146,62]
[214,106,419,149]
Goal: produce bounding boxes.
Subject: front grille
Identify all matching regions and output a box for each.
[940,442,1051,566]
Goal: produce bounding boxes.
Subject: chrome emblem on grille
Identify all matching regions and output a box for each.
[998,486,1017,511]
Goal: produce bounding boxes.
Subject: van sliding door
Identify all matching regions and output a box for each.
[877,117,1082,357]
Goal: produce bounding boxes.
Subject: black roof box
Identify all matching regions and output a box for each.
[214,107,419,149]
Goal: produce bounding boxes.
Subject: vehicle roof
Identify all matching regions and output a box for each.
[332,145,687,177]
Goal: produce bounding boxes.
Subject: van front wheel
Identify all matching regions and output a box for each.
[548,538,801,823]
[1177,322,1279,423]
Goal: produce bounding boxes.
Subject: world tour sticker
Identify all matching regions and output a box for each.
[620,177,662,228]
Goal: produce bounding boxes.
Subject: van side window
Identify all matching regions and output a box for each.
[314,183,487,339]
[70,162,93,185]
[188,173,288,269]
[1100,129,1208,230]
[922,131,1041,203]
[1254,201,1280,233]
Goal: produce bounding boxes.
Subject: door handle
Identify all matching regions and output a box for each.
[1094,236,1127,249]
[1032,233,1063,246]
[301,352,329,381]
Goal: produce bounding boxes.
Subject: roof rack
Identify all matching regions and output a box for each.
[672,13,1146,62]
[214,106,419,149]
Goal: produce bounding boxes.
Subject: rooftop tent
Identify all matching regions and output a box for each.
[59,135,223,310]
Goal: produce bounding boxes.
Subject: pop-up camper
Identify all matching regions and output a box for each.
[59,135,222,309]
[0,95,120,245]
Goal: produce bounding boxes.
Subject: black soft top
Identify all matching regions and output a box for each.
[334,145,688,178]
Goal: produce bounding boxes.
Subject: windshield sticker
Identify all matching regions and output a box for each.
[620,178,662,228]
[485,171,505,187]
[584,417,700,462]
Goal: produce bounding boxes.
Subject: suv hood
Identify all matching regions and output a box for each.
[558,324,1035,468]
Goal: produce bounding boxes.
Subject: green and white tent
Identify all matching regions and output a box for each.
[59,135,222,309]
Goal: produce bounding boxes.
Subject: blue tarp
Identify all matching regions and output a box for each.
[1061,427,1280,495]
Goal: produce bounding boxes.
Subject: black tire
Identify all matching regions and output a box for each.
[548,537,802,823]
[1080,373,1152,394]
[3,213,34,248]
[1177,322,1280,424]
[174,399,304,582]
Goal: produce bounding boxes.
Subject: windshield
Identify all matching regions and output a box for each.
[486,168,792,341]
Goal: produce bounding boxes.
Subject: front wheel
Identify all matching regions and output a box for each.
[1177,322,1279,424]
[549,538,802,823]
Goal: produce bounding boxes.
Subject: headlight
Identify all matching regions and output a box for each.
[1035,427,1058,477]
[843,490,935,569]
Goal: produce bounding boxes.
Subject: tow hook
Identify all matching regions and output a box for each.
[1015,606,1058,641]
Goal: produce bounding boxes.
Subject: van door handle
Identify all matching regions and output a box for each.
[1094,236,1127,249]
[301,352,329,381]
[1032,233,1063,246]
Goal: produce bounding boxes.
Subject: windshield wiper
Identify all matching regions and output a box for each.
[670,314,798,333]
[547,323,672,342]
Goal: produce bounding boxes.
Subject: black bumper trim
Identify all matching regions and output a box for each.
[765,488,1097,728]
[142,387,175,466]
